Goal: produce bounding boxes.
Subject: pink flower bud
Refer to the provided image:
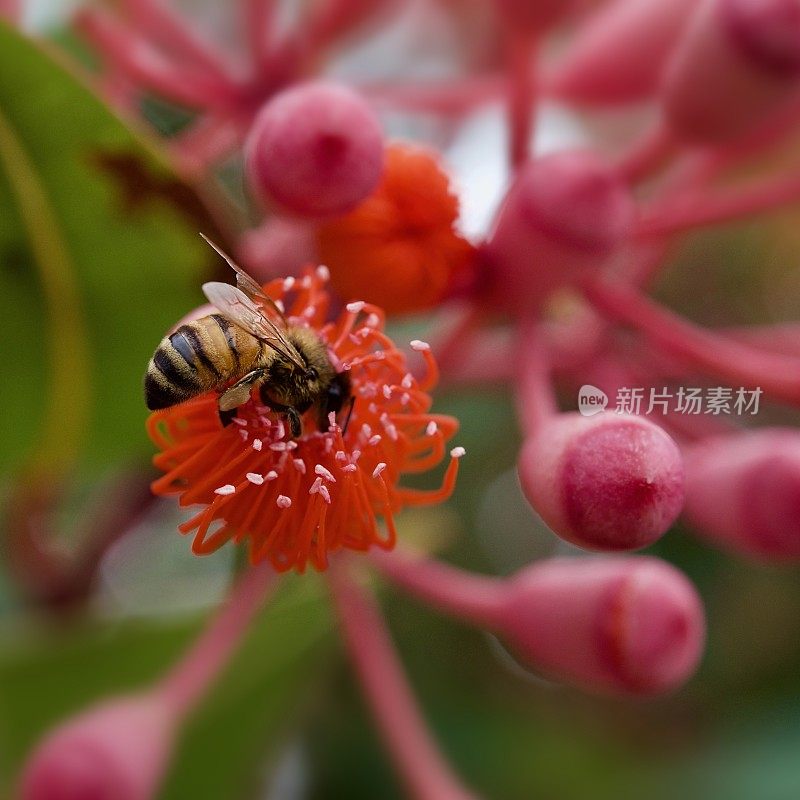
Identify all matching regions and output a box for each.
[245,81,384,218]
[683,429,800,558]
[20,693,176,800]
[518,413,685,550]
[548,0,695,105]
[481,151,635,314]
[663,0,800,144]
[501,557,705,693]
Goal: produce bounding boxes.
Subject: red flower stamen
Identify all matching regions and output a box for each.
[147,268,462,573]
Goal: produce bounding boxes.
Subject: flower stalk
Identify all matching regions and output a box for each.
[330,566,480,800]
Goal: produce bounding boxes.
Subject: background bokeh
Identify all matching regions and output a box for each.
[3,4,800,799]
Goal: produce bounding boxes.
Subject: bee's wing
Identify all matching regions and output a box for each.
[199,233,289,324]
[202,282,305,369]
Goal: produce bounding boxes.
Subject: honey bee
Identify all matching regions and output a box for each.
[144,235,351,437]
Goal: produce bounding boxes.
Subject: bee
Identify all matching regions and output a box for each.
[144,235,351,438]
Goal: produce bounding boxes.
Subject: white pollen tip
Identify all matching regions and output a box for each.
[342,463,357,473]
[232,418,247,426]
[346,300,366,313]
[315,464,336,482]
[283,277,296,291]
[372,462,387,478]
[319,485,332,504]
[316,264,330,281]
[293,459,306,474]
[426,421,438,436]
[276,495,292,509]
[309,477,323,494]
[410,340,430,352]
[275,299,285,313]
[450,446,466,459]
[368,435,382,446]
[214,484,235,496]
[401,373,414,389]
[252,439,263,451]
[246,472,264,485]
[265,470,278,481]
[382,385,393,399]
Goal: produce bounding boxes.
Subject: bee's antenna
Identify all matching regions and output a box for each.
[199,233,292,328]
[199,233,236,269]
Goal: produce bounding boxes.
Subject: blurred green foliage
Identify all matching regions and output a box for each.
[0,23,206,474]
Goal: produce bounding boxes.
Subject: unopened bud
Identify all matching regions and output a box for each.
[482,151,634,314]
[683,429,800,558]
[501,557,705,694]
[518,413,685,551]
[548,0,695,105]
[20,693,176,800]
[663,0,800,143]
[246,81,384,217]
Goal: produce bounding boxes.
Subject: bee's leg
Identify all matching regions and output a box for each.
[218,407,237,427]
[258,385,303,438]
[217,369,266,427]
[286,407,303,438]
[341,396,356,435]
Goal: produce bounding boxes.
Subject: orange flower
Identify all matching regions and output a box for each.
[317,143,475,315]
[147,268,463,573]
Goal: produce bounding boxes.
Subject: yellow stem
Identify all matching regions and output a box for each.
[0,105,91,475]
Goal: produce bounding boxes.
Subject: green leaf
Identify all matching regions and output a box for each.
[0,574,336,798]
[0,23,208,473]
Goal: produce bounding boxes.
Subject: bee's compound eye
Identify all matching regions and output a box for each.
[306,367,319,381]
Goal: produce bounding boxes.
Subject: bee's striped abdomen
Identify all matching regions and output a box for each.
[145,314,260,411]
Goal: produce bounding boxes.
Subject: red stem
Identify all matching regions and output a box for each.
[369,549,506,630]
[158,563,275,715]
[431,304,486,377]
[301,0,393,54]
[638,170,800,237]
[616,122,677,184]
[120,0,237,82]
[244,0,278,67]
[515,319,558,437]
[75,8,233,110]
[584,280,800,404]
[329,567,480,800]
[506,31,537,170]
